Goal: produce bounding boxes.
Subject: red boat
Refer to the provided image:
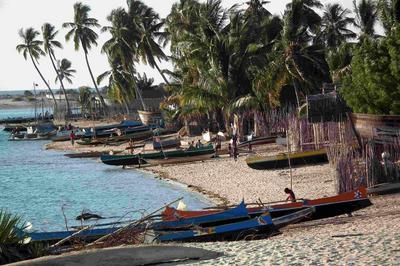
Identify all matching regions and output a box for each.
[162,187,372,222]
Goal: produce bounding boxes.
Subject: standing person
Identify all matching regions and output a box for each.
[69,130,76,146]
[284,188,296,202]
[232,134,238,161]
[128,139,135,154]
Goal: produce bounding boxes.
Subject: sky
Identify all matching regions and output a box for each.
[0,0,355,91]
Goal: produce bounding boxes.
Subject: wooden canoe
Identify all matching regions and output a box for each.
[237,135,278,148]
[146,153,214,166]
[350,113,400,140]
[162,187,372,222]
[246,148,328,170]
[155,208,314,243]
[100,145,216,166]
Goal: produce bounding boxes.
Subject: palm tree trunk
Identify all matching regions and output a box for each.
[292,79,301,108]
[29,52,58,111]
[49,51,71,118]
[154,61,170,86]
[83,50,108,115]
[133,79,147,111]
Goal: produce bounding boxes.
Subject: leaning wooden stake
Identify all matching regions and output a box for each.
[86,197,183,247]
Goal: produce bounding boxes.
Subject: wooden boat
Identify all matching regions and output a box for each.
[77,130,152,146]
[100,145,216,166]
[82,120,143,138]
[367,182,400,195]
[238,135,278,148]
[246,148,328,170]
[146,153,214,166]
[350,113,400,140]
[153,201,249,231]
[153,134,181,150]
[155,211,274,242]
[162,187,372,222]
[28,227,119,244]
[155,208,314,243]
[64,150,123,159]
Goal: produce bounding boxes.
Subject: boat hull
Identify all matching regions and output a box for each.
[246,149,328,170]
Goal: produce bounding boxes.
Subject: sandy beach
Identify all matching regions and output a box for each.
[42,137,400,265]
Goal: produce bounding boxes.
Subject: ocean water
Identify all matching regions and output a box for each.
[0,108,36,120]
[0,110,211,232]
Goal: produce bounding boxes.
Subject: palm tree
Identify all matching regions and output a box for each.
[353,0,379,38]
[101,7,142,112]
[41,23,70,116]
[16,28,58,110]
[55,59,76,114]
[63,2,107,113]
[378,0,400,33]
[320,4,356,50]
[127,0,170,85]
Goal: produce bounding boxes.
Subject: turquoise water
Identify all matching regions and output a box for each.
[0,108,36,120]
[0,111,211,232]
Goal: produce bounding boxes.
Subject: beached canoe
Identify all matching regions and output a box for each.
[155,208,314,243]
[153,134,181,150]
[237,135,278,148]
[162,187,372,222]
[101,144,216,166]
[146,153,214,166]
[246,148,328,170]
[28,227,119,244]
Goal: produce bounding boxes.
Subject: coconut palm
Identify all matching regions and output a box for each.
[41,23,70,116]
[378,0,400,33]
[63,2,107,113]
[320,4,356,50]
[16,27,58,109]
[127,0,170,85]
[55,59,76,85]
[353,0,379,38]
[55,58,76,112]
[101,7,143,112]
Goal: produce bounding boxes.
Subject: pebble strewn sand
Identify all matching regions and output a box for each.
[147,144,336,205]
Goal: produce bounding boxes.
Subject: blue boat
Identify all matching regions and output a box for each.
[28,227,119,243]
[155,207,314,243]
[152,201,248,230]
[156,211,274,242]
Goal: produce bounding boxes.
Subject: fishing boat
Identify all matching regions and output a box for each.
[100,145,216,166]
[27,227,119,244]
[237,135,278,148]
[154,207,314,243]
[51,129,85,142]
[8,123,56,141]
[77,129,152,146]
[81,120,144,138]
[246,148,328,170]
[153,201,249,231]
[153,134,181,150]
[146,153,214,166]
[162,187,372,222]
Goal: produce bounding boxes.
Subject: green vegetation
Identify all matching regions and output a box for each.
[15,0,400,118]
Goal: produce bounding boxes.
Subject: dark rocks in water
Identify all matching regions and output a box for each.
[76,213,104,221]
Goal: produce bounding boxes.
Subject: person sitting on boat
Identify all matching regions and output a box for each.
[187,141,195,150]
[284,188,296,202]
[69,131,76,146]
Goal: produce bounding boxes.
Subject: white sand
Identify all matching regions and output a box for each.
[146,144,336,205]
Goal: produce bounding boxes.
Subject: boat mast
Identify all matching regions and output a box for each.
[33,83,38,124]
